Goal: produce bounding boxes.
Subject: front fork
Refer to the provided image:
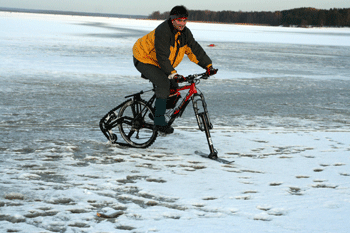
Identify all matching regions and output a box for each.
[192,93,217,159]
[199,112,218,159]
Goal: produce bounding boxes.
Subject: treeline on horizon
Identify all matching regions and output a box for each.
[149,7,350,27]
[0,7,148,19]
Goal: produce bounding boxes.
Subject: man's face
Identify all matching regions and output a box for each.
[172,18,187,31]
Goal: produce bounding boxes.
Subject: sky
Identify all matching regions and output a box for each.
[0,0,349,16]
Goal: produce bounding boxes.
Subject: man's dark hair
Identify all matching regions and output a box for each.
[169,5,189,19]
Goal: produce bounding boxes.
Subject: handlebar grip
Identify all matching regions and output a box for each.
[173,75,188,83]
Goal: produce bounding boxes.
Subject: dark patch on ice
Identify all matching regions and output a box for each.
[116,225,136,231]
[333,163,345,166]
[146,178,167,183]
[203,197,217,201]
[180,164,207,170]
[235,195,251,200]
[303,155,315,158]
[4,193,24,200]
[243,190,258,194]
[0,201,23,207]
[5,229,20,232]
[268,208,287,216]
[242,169,264,174]
[163,203,187,211]
[24,210,59,218]
[312,184,338,189]
[117,178,136,184]
[126,175,149,181]
[270,182,283,186]
[0,214,25,223]
[68,208,90,214]
[68,222,90,228]
[288,187,303,195]
[48,197,76,205]
[240,154,256,158]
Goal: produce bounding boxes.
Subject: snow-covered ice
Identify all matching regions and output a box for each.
[0,12,350,233]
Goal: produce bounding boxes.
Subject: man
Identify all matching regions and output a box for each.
[133,5,217,134]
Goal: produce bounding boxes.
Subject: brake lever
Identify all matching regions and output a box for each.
[202,74,209,79]
[185,72,210,83]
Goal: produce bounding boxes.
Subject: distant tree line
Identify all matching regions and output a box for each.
[0,7,148,19]
[149,8,350,27]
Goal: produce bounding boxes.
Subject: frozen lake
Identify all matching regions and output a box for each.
[0,12,350,233]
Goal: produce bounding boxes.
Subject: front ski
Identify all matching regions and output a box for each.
[194,113,233,164]
[195,151,234,164]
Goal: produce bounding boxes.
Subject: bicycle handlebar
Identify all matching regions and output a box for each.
[185,72,208,81]
[171,69,217,83]
[184,70,218,82]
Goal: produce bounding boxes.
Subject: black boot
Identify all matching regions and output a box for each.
[153,98,174,134]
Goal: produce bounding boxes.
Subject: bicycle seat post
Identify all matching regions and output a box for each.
[134,92,141,101]
[125,90,144,100]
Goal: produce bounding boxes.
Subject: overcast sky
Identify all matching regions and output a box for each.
[0,0,349,15]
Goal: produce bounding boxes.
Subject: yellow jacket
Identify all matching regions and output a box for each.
[133,19,212,75]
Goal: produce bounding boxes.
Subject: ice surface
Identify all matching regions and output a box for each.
[0,12,350,233]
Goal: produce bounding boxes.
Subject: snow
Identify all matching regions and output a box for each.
[0,12,350,233]
[189,21,350,46]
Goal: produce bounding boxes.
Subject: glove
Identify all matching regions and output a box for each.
[168,73,178,79]
[169,73,186,83]
[206,66,218,76]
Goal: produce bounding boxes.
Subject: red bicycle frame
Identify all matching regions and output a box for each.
[172,82,197,116]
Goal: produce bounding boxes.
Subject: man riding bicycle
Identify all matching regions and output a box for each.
[133,5,217,134]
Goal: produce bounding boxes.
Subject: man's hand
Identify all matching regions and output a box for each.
[169,73,186,83]
[168,73,182,79]
[206,66,218,76]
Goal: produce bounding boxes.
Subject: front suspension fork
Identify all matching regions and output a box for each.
[198,112,218,159]
[192,93,217,158]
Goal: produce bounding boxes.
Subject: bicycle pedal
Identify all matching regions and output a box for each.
[153,125,174,134]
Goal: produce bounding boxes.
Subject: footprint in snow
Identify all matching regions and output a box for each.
[288,186,303,195]
[269,182,283,186]
[257,205,272,211]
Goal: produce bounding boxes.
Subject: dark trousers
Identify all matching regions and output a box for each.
[133,57,178,99]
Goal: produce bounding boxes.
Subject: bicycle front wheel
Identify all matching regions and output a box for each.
[118,99,157,148]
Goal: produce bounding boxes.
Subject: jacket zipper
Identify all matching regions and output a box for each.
[172,37,180,66]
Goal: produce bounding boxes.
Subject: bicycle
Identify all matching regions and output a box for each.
[99,71,233,163]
